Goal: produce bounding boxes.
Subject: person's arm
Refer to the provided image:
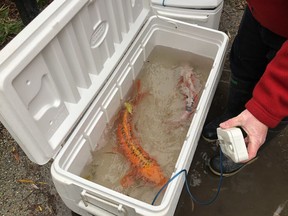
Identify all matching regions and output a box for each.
[246,40,288,128]
[220,40,288,160]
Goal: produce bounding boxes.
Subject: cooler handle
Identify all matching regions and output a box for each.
[79,190,134,216]
[156,10,209,23]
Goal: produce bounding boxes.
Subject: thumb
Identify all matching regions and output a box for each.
[219,116,241,129]
[247,140,258,160]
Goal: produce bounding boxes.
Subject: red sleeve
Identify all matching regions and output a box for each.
[246,40,288,128]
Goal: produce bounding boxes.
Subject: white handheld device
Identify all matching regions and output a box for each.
[217,127,249,163]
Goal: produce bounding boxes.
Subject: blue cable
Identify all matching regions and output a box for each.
[151,149,223,205]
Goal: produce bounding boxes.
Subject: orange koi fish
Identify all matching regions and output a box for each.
[117,81,168,188]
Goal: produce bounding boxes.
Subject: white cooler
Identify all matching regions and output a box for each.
[151,0,224,29]
[0,0,228,215]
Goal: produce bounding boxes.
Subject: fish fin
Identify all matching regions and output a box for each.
[111,146,120,153]
[121,170,137,188]
[135,79,141,93]
[133,80,151,105]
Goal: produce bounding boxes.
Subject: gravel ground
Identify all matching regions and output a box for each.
[0,1,245,215]
[0,124,71,215]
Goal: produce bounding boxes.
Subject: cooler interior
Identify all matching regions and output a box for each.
[52,16,228,216]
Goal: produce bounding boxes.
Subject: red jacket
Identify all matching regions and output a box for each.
[245,0,288,127]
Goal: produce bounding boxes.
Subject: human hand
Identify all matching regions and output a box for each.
[219,109,268,161]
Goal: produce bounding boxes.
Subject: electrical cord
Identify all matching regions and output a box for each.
[151,149,223,205]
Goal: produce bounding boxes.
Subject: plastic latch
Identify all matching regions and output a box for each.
[217,127,248,163]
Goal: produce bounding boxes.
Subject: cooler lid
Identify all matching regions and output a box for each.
[0,0,150,164]
[151,0,223,9]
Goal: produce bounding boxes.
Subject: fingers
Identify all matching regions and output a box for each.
[246,139,258,160]
[220,115,242,129]
[246,131,266,160]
